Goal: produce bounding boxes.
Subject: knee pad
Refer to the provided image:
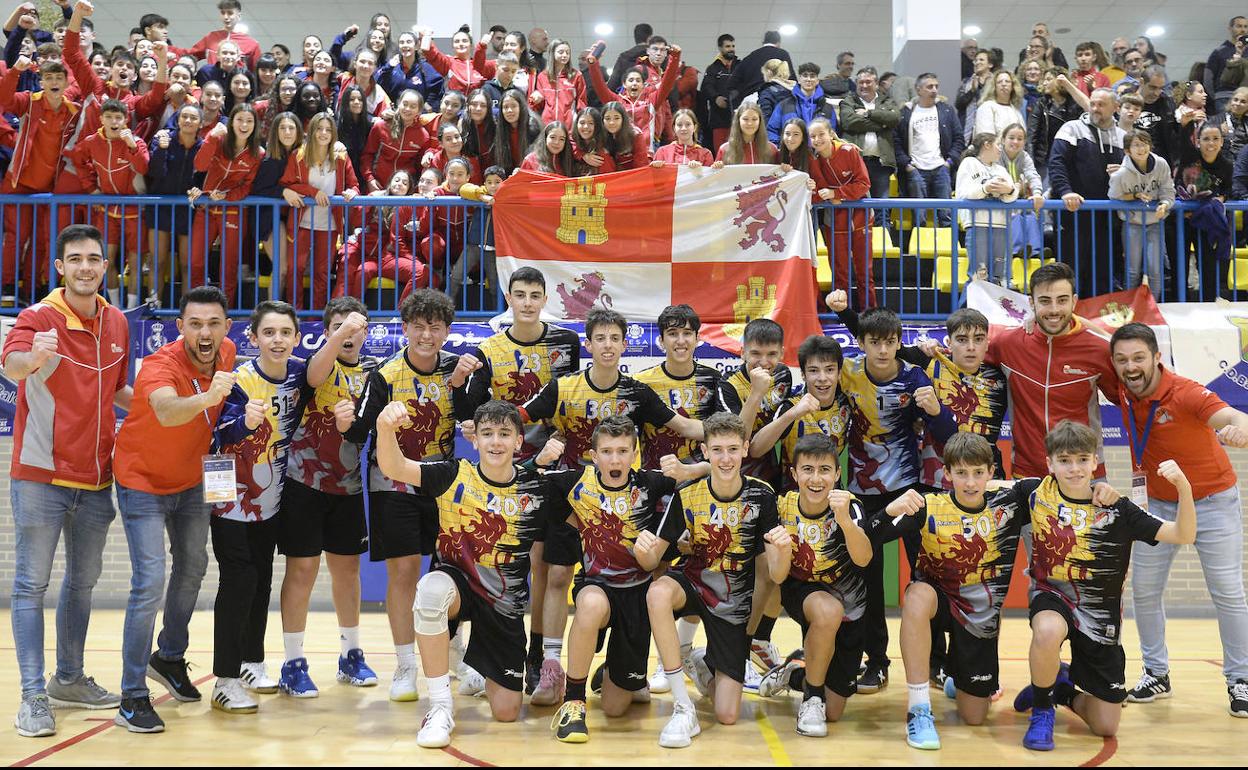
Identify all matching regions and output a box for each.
[413,570,456,636]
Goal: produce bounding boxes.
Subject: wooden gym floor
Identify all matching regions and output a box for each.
[1,611,1243,766]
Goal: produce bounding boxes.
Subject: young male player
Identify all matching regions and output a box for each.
[374,399,550,748]
[1011,420,1195,751]
[646,412,782,748]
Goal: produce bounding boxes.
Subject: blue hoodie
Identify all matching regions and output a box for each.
[766,84,837,143]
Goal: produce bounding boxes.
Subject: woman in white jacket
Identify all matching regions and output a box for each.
[974,70,1026,138]
[1107,129,1174,297]
[957,132,1020,283]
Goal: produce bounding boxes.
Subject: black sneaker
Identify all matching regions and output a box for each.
[113,696,165,733]
[1126,669,1172,703]
[856,663,889,694]
[590,664,605,695]
[1229,680,1248,718]
[147,653,201,702]
[525,657,542,696]
[929,666,948,690]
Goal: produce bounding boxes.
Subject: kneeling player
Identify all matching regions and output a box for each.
[1012,421,1195,751]
[646,413,783,748]
[881,433,1025,749]
[375,400,550,748]
[760,435,873,737]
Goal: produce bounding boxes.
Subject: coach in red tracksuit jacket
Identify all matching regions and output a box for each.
[809,118,873,308]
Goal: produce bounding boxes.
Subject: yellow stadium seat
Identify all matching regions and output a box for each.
[1011,255,1053,292]
[871,227,900,258]
[367,278,398,289]
[935,255,954,293]
[909,227,955,257]
[257,275,271,289]
[815,252,833,291]
[1230,259,1248,290]
[815,227,828,258]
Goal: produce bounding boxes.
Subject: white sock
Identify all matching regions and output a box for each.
[542,638,562,663]
[283,631,305,662]
[907,681,931,710]
[395,643,417,670]
[126,292,139,309]
[428,673,452,710]
[107,287,121,306]
[339,626,360,657]
[667,666,694,710]
[677,619,699,655]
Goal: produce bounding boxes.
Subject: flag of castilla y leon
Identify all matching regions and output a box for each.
[493,166,823,364]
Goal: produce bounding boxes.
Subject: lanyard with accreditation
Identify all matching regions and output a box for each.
[192,370,237,505]
[1122,391,1160,510]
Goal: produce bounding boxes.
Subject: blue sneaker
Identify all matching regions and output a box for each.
[943,675,957,700]
[279,658,319,698]
[1013,663,1070,712]
[337,649,379,687]
[1023,707,1056,751]
[905,704,941,750]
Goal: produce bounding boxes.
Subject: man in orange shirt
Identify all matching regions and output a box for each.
[111,286,237,733]
[1109,323,1248,718]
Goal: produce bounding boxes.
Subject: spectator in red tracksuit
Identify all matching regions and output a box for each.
[279,112,360,310]
[69,100,150,309]
[422,123,483,183]
[809,116,873,309]
[458,90,495,169]
[186,0,261,70]
[651,108,714,167]
[189,104,264,304]
[569,106,616,175]
[601,102,651,169]
[712,102,778,165]
[338,168,425,299]
[587,44,682,150]
[416,156,475,287]
[335,49,391,118]
[491,88,540,175]
[530,39,586,129]
[0,58,79,293]
[519,121,572,175]
[420,26,487,95]
[635,37,680,142]
[360,90,431,192]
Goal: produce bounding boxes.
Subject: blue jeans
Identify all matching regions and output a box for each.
[1121,219,1165,299]
[10,479,116,696]
[1131,486,1248,684]
[906,165,952,226]
[116,483,211,698]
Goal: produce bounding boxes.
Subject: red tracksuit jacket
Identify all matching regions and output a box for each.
[0,67,81,191]
[361,119,432,188]
[195,131,264,200]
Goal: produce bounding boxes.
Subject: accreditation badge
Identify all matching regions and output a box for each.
[202,454,238,504]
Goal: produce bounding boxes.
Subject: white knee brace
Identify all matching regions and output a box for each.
[413,570,456,635]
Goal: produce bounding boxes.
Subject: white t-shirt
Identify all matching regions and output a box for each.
[299,162,337,231]
[909,104,944,171]
[859,97,879,156]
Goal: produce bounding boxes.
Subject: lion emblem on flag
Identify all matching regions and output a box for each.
[732,174,789,252]
[556,271,614,319]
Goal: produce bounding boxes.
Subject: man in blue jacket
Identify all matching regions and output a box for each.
[765,62,836,143]
[894,73,964,226]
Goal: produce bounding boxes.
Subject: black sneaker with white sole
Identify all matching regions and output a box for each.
[856,663,889,694]
[1126,669,1172,703]
[147,653,201,702]
[1229,680,1248,718]
[114,696,165,733]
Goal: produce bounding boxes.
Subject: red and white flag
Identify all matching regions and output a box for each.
[494,166,822,363]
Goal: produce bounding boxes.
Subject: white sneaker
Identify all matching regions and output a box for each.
[796,695,827,737]
[658,702,701,748]
[417,703,455,748]
[750,640,782,673]
[211,678,259,714]
[456,665,486,697]
[742,664,763,694]
[688,648,713,698]
[648,667,671,693]
[390,664,420,702]
[449,628,467,679]
[238,662,277,694]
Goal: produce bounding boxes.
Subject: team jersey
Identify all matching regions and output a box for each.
[460,324,581,460]
[839,356,956,497]
[919,350,1009,488]
[889,489,1025,638]
[522,370,677,469]
[286,356,380,496]
[720,364,793,487]
[212,358,312,522]
[773,392,853,481]
[416,459,549,619]
[1018,475,1164,645]
[663,475,778,625]
[548,467,677,588]
[634,362,727,467]
[777,490,868,621]
[348,348,460,493]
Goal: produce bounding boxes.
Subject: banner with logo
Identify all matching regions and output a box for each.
[493,166,823,364]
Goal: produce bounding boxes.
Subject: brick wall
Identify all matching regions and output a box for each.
[0,439,1245,616]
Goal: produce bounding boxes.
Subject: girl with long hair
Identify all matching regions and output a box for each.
[361,90,432,192]
[339,169,427,300]
[145,103,203,305]
[423,123,483,183]
[713,102,778,165]
[492,88,541,175]
[586,43,683,148]
[530,38,586,128]
[421,25,488,94]
[601,101,650,168]
[809,117,873,307]
[520,121,573,175]
[459,89,496,168]
[651,108,713,168]
[570,106,616,175]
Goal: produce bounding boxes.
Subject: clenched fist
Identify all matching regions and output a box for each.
[763,525,792,550]
[377,401,412,432]
[243,398,266,429]
[913,385,940,416]
[205,370,236,405]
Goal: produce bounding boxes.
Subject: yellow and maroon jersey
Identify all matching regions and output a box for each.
[918,349,1008,488]
[773,392,853,484]
[287,355,380,496]
[720,363,793,488]
[635,362,727,467]
[777,490,867,620]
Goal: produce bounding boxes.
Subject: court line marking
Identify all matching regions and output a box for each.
[440,745,495,767]
[1079,736,1119,768]
[10,674,216,768]
[754,709,792,766]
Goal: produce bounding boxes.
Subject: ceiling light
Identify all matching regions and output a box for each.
[1145,25,1165,37]
[779,24,798,36]
[594,22,613,36]
[962,25,981,36]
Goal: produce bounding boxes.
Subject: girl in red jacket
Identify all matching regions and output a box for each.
[336,49,391,118]
[189,103,264,304]
[601,102,650,169]
[255,75,298,137]
[530,39,586,129]
[459,90,495,169]
[307,50,340,105]
[651,108,713,168]
[420,25,487,95]
[280,112,360,309]
[520,121,573,175]
[338,169,426,299]
[417,157,475,287]
[778,117,814,174]
[586,45,682,149]
[422,123,483,183]
[492,88,540,175]
[570,107,616,175]
[198,81,227,138]
[809,117,873,308]
[361,90,431,192]
[713,103,778,166]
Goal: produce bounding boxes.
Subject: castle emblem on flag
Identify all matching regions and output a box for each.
[1097,301,1134,328]
[556,178,609,246]
[1230,316,1248,362]
[734,277,777,323]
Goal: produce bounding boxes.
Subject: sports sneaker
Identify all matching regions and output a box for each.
[531,659,565,706]
[449,629,467,679]
[147,653,201,702]
[239,662,278,694]
[688,648,713,698]
[114,696,165,733]
[750,640,782,673]
[759,657,805,699]
[1013,663,1070,712]
[279,658,319,698]
[929,667,948,690]
[457,665,486,697]
[14,694,55,737]
[742,664,763,695]
[416,703,455,748]
[46,675,121,709]
[552,700,589,743]
[337,649,379,687]
[211,678,258,714]
[856,663,889,694]
[796,695,827,737]
[943,676,957,700]
[389,664,419,702]
[658,702,701,748]
[905,704,940,750]
[1126,668,1172,703]
[590,664,605,694]
[648,667,671,694]
[525,657,542,695]
[1229,680,1248,718]
[1022,706,1056,751]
